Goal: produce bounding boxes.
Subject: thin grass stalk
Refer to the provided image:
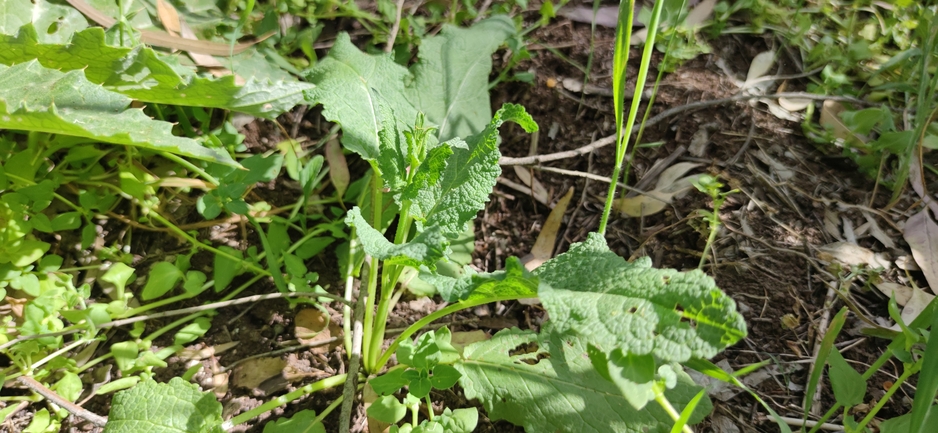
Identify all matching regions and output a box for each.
[597,0,635,234]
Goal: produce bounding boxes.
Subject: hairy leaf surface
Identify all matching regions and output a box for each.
[407,16,516,141]
[405,104,537,236]
[304,33,417,160]
[535,233,747,363]
[455,327,710,433]
[0,25,312,119]
[345,207,446,268]
[424,257,537,303]
[0,61,235,165]
[103,377,223,433]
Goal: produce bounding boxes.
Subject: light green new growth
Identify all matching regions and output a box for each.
[455,326,711,433]
[0,61,236,166]
[0,25,314,119]
[103,377,223,433]
[406,104,538,236]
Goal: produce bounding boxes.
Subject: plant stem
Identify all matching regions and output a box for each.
[654,385,694,433]
[855,361,920,432]
[149,212,270,277]
[374,294,529,371]
[362,167,384,372]
[159,152,219,186]
[223,374,347,429]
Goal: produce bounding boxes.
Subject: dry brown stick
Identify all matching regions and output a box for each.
[499,92,871,167]
[17,376,108,427]
[384,0,406,53]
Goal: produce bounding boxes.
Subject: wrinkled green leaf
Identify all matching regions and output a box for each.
[424,256,537,303]
[304,33,417,160]
[536,233,747,364]
[407,16,516,140]
[456,327,711,433]
[345,207,446,269]
[405,104,537,237]
[103,377,223,433]
[0,61,236,166]
[0,0,87,44]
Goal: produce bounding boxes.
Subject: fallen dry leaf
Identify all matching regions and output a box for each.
[904,209,938,291]
[295,308,342,354]
[450,330,490,355]
[890,286,935,331]
[525,187,574,271]
[326,139,350,202]
[156,0,181,35]
[513,166,550,205]
[874,281,913,306]
[744,51,775,90]
[232,357,286,390]
[616,163,702,218]
[816,242,890,269]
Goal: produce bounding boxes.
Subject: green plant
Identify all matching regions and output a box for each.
[692,174,738,269]
[2,3,753,433]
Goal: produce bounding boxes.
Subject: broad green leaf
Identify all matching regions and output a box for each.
[424,256,538,303]
[369,368,410,395]
[101,263,135,299]
[262,409,325,433]
[405,104,537,237]
[407,16,516,140]
[536,233,747,363]
[367,395,407,425]
[174,317,212,346]
[429,364,461,390]
[304,33,418,160]
[0,0,87,44]
[141,262,184,300]
[0,61,236,166]
[0,25,313,118]
[456,327,711,433]
[345,207,446,269]
[103,377,223,433]
[827,348,866,407]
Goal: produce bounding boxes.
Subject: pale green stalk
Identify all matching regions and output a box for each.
[223,374,347,428]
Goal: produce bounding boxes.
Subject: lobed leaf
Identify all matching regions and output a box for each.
[405,104,537,237]
[103,377,223,433]
[455,327,711,433]
[0,61,236,166]
[535,233,747,363]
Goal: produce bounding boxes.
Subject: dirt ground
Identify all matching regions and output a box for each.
[2,7,923,433]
